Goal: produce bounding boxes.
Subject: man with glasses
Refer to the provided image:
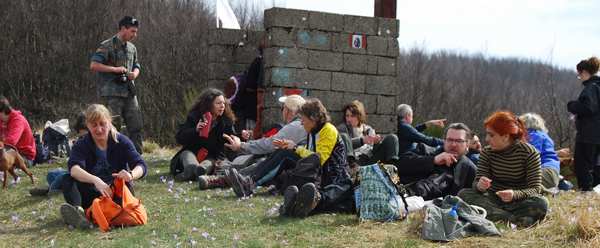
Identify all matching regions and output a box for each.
[90,16,144,154]
[393,123,477,200]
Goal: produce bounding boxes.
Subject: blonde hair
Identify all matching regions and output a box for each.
[85,104,119,142]
[519,112,548,133]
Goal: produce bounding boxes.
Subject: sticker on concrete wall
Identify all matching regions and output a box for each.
[349,34,367,49]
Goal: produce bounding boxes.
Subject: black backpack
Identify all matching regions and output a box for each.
[42,127,70,157]
[33,133,51,165]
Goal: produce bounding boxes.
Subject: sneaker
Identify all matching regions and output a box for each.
[60,203,91,229]
[558,179,573,191]
[279,185,299,217]
[293,183,320,218]
[29,186,50,196]
[198,175,227,190]
[175,163,196,181]
[225,168,255,197]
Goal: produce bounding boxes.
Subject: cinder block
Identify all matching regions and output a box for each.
[377,17,399,38]
[343,93,377,113]
[343,54,368,74]
[343,15,377,35]
[267,68,331,90]
[377,57,397,76]
[261,107,283,129]
[264,47,307,68]
[329,111,344,126]
[308,11,343,32]
[332,33,366,55]
[263,87,282,108]
[377,95,396,115]
[369,115,397,134]
[264,8,309,29]
[247,30,266,46]
[366,55,378,75]
[331,72,365,93]
[365,75,396,96]
[209,28,247,45]
[307,50,342,71]
[387,39,400,57]
[367,36,388,56]
[267,28,295,48]
[297,30,331,51]
[208,45,234,63]
[309,90,344,112]
[234,46,259,64]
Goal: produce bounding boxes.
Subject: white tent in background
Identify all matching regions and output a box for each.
[216,0,241,29]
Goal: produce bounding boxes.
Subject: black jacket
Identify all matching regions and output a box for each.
[174,111,234,159]
[568,76,600,144]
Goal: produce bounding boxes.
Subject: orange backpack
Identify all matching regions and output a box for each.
[85,178,147,232]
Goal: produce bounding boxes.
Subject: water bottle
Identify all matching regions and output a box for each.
[445,203,459,239]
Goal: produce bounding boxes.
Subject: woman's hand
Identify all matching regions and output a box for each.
[477,176,492,192]
[112,169,134,182]
[94,178,112,197]
[496,189,514,203]
[362,134,382,145]
[196,120,207,132]
[273,139,295,150]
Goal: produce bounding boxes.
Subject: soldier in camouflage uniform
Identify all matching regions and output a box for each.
[90,16,143,154]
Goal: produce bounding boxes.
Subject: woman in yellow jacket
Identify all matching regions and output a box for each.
[228,99,353,217]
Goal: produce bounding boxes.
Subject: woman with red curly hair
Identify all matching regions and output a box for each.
[458,111,548,227]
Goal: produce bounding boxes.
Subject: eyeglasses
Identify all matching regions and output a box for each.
[445,138,466,144]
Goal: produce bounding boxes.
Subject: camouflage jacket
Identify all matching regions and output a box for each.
[91,35,141,97]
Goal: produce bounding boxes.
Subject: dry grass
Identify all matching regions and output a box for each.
[2,146,600,247]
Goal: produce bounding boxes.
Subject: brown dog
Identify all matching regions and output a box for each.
[0,141,35,189]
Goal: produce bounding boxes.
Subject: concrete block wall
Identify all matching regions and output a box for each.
[262,8,399,134]
[207,28,265,89]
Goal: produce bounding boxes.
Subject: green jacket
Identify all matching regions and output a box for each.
[91,35,141,97]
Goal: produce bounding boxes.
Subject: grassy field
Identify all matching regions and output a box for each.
[1,145,600,248]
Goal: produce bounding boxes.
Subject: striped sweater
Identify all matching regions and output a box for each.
[474,141,542,201]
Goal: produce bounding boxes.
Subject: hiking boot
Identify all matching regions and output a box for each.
[60,203,91,229]
[29,186,50,196]
[225,168,255,197]
[293,183,320,218]
[198,175,227,190]
[279,185,299,217]
[175,163,196,181]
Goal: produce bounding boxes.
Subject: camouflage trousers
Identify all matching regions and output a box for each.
[104,96,143,154]
[458,188,548,227]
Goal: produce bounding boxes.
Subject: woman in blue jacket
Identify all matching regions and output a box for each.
[60,104,147,229]
[519,113,561,191]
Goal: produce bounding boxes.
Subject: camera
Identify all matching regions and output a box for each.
[119,73,128,83]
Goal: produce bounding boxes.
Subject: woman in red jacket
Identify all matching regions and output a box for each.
[0,95,36,166]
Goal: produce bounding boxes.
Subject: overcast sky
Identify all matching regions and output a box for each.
[273,0,600,70]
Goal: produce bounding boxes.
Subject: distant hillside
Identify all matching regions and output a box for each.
[0,0,579,148]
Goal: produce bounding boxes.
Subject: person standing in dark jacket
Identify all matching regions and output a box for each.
[170,88,236,181]
[567,56,600,191]
[396,104,446,154]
